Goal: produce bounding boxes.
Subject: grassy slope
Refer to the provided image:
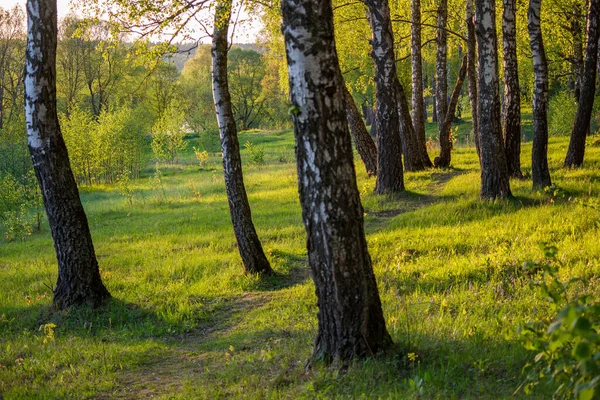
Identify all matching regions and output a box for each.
[1,126,600,399]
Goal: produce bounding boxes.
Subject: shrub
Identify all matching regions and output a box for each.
[518,244,600,399]
[0,171,43,241]
[152,103,188,163]
[244,141,265,166]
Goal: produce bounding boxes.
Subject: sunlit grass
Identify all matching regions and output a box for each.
[1,125,600,398]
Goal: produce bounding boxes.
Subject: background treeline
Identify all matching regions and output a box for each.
[264,0,600,141]
[0,5,290,237]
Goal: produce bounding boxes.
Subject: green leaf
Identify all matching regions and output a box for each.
[573,342,592,360]
[547,320,562,334]
[572,317,592,332]
[578,387,594,400]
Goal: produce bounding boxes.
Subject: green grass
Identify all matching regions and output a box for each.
[2,125,600,399]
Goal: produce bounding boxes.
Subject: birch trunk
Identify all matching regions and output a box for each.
[435,56,467,168]
[411,0,431,168]
[343,84,378,176]
[466,0,480,158]
[528,0,552,188]
[212,0,273,275]
[281,0,392,367]
[25,0,110,309]
[365,0,405,193]
[475,0,512,199]
[435,0,448,135]
[502,0,523,178]
[397,79,431,171]
[564,0,600,168]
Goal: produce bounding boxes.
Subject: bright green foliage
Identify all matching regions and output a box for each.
[244,140,265,166]
[179,45,218,135]
[61,107,146,184]
[151,102,188,163]
[519,245,600,400]
[0,171,43,241]
[549,93,578,136]
[228,47,267,130]
[3,127,600,398]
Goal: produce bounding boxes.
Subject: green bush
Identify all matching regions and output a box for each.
[518,244,600,399]
[152,103,188,163]
[244,141,265,166]
[61,106,146,185]
[0,171,43,241]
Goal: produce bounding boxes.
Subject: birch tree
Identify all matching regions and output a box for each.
[502,0,522,178]
[281,0,392,366]
[475,0,512,199]
[528,0,552,188]
[564,0,600,168]
[25,0,110,309]
[212,0,273,275]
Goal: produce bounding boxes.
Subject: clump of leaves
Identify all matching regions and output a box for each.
[193,147,210,168]
[518,244,600,399]
[244,141,265,166]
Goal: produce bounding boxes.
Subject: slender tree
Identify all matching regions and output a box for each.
[466,0,480,158]
[528,0,552,188]
[397,79,429,171]
[564,0,600,168]
[281,0,392,366]
[502,0,523,178]
[365,0,405,193]
[435,0,448,137]
[212,0,273,275]
[411,0,432,168]
[434,56,467,168]
[25,0,110,309]
[475,0,512,199]
[343,84,378,176]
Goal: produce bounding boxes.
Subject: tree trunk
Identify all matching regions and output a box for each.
[436,0,448,136]
[475,0,512,199]
[212,0,273,275]
[502,0,523,178]
[343,84,378,176]
[25,0,110,309]
[528,0,552,188]
[411,0,431,167]
[397,79,431,171]
[564,0,600,168]
[365,0,405,194]
[432,77,438,124]
[281,0,392,367]
[572,3,584,102]
[466,0,480,159]
[435,56,467,168]
[423,73,429,123]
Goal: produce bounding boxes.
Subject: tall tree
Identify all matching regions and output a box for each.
[365,0,405,194]
[212,0,273,275]
[564,0,600,168]
[281,0,392,366]
[0,6,25,130]
[466,0,479,158]
[397,79,430,171]
[434,56,467,168]
[435,0,448,137]
[343,84,378,176]
[25,0,110,308]
[410,0,432,169]
[475,0,512,199]
[502,0,523,178]
[528,0,552,188]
